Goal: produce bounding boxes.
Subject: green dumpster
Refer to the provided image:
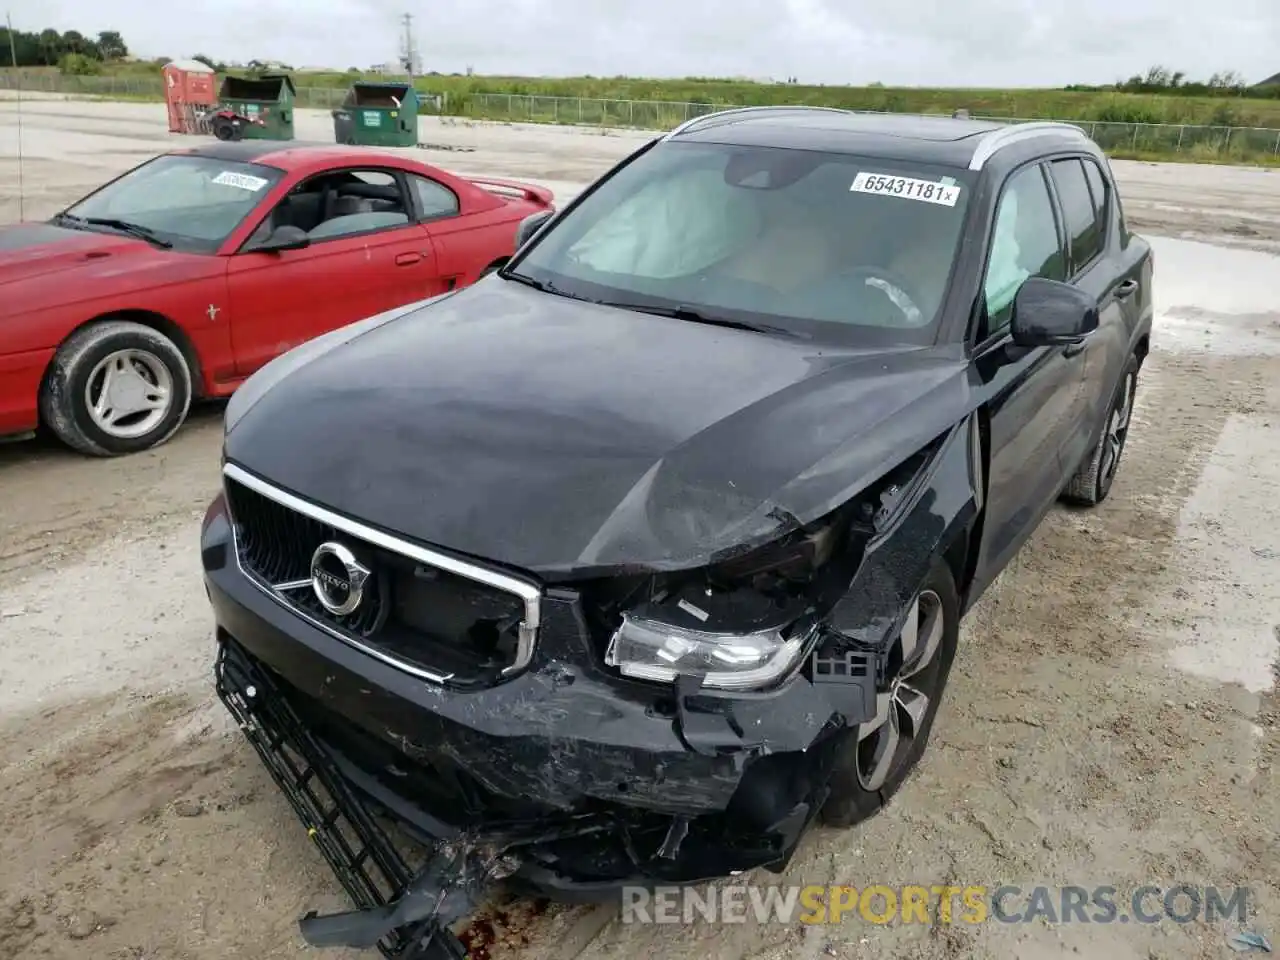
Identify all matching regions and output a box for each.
[333,82,419,147]
[217,73,297,141]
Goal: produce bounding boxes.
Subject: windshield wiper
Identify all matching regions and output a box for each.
[500,270,549,292]
[57,214,172,248]
[502,270,596,304]
[603,301,798,338]
[83,217,173,248]
[503,274,798,337]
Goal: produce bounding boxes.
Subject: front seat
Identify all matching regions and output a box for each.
[327,195,376,218]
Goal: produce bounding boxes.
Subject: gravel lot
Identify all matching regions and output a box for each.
[1,95,1277,960]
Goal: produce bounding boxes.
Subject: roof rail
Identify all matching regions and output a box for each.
[967,121,1089,170]
[664,104,854,140]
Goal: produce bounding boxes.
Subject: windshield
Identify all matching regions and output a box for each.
[63,155,283,253]
[510,141,976,344]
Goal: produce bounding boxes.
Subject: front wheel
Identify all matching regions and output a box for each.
[39,321,193,457]
[820,559,960,828]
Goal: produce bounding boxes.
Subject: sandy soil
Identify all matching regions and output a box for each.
[0,95,1277,960]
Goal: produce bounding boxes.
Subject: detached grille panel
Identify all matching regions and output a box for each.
[222,466,539,686]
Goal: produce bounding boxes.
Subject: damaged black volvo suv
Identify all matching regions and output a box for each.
[201,108,1153,957]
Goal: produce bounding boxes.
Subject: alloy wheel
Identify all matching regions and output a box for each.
[855,589,946,793]
[83,348,174,440]
[1099,369,1137,491]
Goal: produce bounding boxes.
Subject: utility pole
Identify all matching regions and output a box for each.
[6,11,23,222]
[400,12,417,83]
[4,11,15,66]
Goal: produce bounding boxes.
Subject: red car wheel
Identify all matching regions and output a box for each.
[39,320,193,457]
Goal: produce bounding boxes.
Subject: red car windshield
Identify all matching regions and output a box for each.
[63,155,283,253]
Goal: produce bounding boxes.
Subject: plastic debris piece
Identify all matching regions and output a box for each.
[1228,930,1272,953]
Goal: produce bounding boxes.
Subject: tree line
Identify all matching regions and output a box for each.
[1067,65,1278,98]
[1,25,128,68]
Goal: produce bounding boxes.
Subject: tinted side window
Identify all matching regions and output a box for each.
[1050,159,1103,271]
[982,163,1065,337]
[409,175,460,219]
[1082,159,1109,233]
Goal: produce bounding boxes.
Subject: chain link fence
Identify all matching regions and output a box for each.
[5,73,1280,161]
[465,93,1280,161]
[0,71,165,98]
[463,93,717,130]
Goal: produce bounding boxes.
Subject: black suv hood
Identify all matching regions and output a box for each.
[225,279,974,577]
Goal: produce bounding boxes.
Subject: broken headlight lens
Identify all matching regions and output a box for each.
[604,612,807,691]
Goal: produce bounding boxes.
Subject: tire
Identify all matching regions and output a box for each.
[213,118,237,141]
[820,558,960,828]
[39,321,193,458]
[1061,354,1139,507]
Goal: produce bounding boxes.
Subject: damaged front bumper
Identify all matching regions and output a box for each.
[203,499,885,955]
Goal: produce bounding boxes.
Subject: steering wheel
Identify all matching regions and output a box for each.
[835,266,929,325]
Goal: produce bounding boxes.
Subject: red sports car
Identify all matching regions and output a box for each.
[0,142,554,456]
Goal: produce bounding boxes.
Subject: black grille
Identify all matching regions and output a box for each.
[224,475,529,685]
[215,636,470,959]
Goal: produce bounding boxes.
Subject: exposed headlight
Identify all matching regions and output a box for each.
[605,612,809,691]
[599,517,841,691]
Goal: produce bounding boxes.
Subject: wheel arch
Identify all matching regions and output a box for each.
[826,416,983,650]
[1134,332,1150,369]
[43,309,205,405]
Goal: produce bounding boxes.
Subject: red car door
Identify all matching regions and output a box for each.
[404,172,515,288]
[225,167,445,377]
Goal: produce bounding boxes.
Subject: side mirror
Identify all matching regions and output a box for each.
[1010,277,1099,347]
[250,224,310,253]
[514,210,554,251]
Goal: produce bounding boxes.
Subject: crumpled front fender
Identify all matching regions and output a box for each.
[817,414,981,694]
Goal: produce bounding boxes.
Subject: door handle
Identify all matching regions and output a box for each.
[395,252,422,266]
[1113,279,1140,299]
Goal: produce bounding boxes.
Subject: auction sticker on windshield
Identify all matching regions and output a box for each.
[850,172,961,207]
[212,171,270,191]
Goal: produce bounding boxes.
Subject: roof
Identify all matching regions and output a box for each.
[172,140,406,171]
[165,58,215,74]
[667,107,1089,169]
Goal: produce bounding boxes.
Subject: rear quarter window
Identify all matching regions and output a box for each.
[1049,159,1104,272]
[1082,159,1110,233]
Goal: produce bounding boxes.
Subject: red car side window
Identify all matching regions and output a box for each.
[408,175,460,221]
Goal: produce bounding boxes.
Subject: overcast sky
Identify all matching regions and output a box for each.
[27,0,1280,87]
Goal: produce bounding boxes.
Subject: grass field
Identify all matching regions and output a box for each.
[324,73,1280,128]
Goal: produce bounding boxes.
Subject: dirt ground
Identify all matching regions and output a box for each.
[0,95,1277,960]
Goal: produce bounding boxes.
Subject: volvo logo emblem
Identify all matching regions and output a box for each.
[310,541,371,616]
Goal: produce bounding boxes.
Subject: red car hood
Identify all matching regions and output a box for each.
[0,222,195,320]
[0,222,163,289]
